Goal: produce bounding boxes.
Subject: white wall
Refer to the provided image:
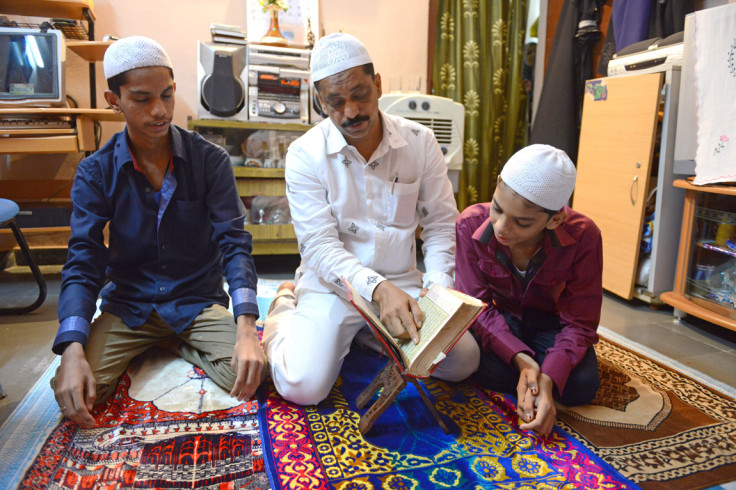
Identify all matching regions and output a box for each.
[60,0,429,142]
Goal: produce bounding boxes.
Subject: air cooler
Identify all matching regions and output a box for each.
[379,93,465,192]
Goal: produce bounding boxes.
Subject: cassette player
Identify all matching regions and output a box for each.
[247,44,310,124]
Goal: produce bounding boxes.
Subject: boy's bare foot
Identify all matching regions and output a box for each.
[267,281,296,315]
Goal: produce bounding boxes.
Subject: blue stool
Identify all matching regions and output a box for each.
[0,198,47,315]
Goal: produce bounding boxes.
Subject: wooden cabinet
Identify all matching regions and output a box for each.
[188,119,311,255]
[0,108,122,155]
[573,69,686,303]
[660,180,736,332]
[0,1,121,251]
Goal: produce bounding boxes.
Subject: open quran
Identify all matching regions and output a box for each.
[345,278,486,378]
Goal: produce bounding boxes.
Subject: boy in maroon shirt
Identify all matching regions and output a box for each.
[455,144,603,435]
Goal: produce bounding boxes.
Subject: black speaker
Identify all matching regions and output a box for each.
[197,42,248,120]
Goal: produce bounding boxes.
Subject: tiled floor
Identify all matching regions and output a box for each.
[1,253,735,428]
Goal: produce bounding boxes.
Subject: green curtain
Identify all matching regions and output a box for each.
[433,0,529,210]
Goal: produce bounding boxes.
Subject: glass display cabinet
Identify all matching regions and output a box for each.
[661,178,736,331]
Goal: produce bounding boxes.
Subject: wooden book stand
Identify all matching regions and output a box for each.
[356,360,450,435]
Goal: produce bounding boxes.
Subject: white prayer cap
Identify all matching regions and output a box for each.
[103,36,173,79]
[310,33,373,82]
[500,144,577,211]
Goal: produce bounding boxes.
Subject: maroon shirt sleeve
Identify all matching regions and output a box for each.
[539,218,602,395]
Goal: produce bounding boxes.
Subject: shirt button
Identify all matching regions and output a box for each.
[159,286,166,292]
[161,245,166,250]
[161,264,167,270]
[145,187,152,193]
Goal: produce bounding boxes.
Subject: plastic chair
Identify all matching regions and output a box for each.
[0,198,47,315]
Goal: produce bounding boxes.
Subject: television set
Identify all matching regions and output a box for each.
[0,27,66,107]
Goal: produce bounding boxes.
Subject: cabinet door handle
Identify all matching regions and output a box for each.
[630,175,639,205]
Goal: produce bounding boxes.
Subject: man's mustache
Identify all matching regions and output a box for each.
[342,115,369,128]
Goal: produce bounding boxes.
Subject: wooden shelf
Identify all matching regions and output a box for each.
[0,180,74,202]
[0,226,72,250]
[0,128,76,136]
[237,178,286,197]
[660,292,736,332]
[2,0,95,20]
[66,40,113,62]
[0,135,78,153]
[190,120,303,255]
[660,180,736,332]
[188,119,311,132]
[1,224,298,255]
[0,108,123,122]
[233,167,285,178]
[246,222,298,255]
[0,109,123,153]
[245,223,296,241]
[674,178,736,197]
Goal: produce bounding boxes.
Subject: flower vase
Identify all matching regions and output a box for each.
[259,5,289,47]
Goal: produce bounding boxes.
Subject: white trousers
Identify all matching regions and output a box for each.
[262,283,481,406]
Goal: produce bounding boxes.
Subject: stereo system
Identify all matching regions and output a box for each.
[197,42,316,124]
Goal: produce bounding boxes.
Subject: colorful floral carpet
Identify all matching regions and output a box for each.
[260,343,634,489]
[259,328,736,490]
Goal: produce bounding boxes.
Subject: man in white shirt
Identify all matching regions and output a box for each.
[262,33,480,405]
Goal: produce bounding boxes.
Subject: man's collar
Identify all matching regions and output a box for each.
[114,125,182,172]
[380,111,409,150]
[476,216,496,245]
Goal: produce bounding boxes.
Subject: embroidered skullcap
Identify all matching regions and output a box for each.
[500,144,577,211]
[103,36,173,79]
[310,33,373,82]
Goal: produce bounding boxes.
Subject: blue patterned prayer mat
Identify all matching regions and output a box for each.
[260,343,637,489]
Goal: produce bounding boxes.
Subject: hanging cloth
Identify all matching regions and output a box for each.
[693,3,736,184]
[530,0,603,163]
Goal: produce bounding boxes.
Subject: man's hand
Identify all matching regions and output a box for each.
[519,374,557,435]
[371,280,424,344]
[54,342,97,428]
[230,314,265,402]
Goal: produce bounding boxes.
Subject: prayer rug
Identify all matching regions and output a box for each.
[7,350,270,489]
[1,279,286,490]
[259,345,636,489]
[260,329,736,490]
[558,328,736,490]
[0,280,286,490]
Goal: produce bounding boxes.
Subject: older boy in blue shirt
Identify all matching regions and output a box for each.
[51,37,263,427]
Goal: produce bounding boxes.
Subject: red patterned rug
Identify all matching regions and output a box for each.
[16,350,270,489]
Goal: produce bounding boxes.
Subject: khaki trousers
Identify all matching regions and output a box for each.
[51,305,238,405]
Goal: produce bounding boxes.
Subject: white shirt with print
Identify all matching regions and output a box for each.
[285,111,459,302]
